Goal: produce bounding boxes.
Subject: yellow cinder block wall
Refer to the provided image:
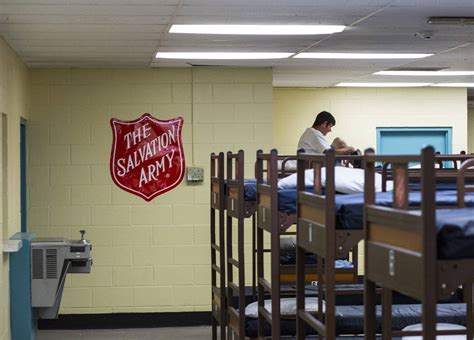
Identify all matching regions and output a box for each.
[28,67,273,314]
[274,87,468,154]
[0,37,29,340]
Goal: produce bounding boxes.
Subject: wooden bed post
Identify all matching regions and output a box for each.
[225,152,233,340]
[269,149,281,339]
[458,158,474,338]
[421,146,437,340]
[324,149,337,340]
[210,153,217,340]
[464,281,474,339]
[296,150,306,340]
[237,150,246,339]
[210,152,226,340]
[364,148,376,340]
[255,150,265,340]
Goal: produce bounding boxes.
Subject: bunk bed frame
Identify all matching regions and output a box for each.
[295,150,364,340]
[226,150,253,339]
[256,150,364,339]
[226,150,300,339]
[294,150,474,340]
[256,149,283,339]
[364,147,474,339]
[210,152,226,340]
[381,153,473,191]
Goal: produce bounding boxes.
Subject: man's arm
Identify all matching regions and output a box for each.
[333,146,356,155]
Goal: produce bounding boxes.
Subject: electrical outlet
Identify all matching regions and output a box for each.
[186,167,204,182]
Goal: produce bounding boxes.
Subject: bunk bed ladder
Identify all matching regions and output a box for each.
[226,150,247,340]
[211,152,226,340]
[256,149,281,340]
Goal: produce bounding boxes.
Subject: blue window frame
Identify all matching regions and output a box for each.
[376,127,452,155]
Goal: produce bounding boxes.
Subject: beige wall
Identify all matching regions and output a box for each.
[273,87,468,154]
[469,107,474,153]
[0,37,29,340]
[28,68,272,314]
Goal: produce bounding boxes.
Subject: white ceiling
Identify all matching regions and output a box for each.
[0,0,473,90]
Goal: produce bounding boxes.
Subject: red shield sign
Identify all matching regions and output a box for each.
[110,113,185,201]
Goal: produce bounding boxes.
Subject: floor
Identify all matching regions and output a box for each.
[38,326,212,340]
[38,328,392,340]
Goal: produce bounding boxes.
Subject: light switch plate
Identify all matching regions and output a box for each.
[186,167,204,182]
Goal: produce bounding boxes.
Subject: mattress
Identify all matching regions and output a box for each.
[279,253,353,269]
[408,182,471,191]
[436,208,474,259]
[244,179,298,214]
[244,303,466,338]
[335,190,474,230]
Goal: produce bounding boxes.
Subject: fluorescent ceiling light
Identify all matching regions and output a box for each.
[155,52,292,59]
[335,82,433,87]
[428,17,474,25]
[375,70,474,76]
[294,53,432,59]
[169,24,345,35]
[431,83,474,87]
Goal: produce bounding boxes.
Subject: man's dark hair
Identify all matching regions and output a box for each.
[313,111,336,127]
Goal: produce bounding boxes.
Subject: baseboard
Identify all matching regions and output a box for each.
[38,312,212,330]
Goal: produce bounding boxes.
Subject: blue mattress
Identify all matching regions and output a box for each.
[243,179,257,200]
[279,253,353,269]
[244,179,298,214]
[245,303,466,337]
[408,179,474,192]
[335,190,474,230]
[246,181,474,258]
[437,208,474,259]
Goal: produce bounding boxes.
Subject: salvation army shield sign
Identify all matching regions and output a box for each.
[110,113,185,201]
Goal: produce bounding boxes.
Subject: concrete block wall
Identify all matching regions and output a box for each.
[0,37,29,340]
[274,87,468,154]
[28,67,273,314]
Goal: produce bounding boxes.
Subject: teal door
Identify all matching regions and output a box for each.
[377,127,452,155]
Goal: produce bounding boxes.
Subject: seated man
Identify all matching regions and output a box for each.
[297,111,357,155]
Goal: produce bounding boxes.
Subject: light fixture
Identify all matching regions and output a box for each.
[431,83,474,87]
[294,53,432,59]
[155,52,293,59]
[335,83,433,87]
[169,24,345,35]
[375,70,474,76]
[427,17,474,25]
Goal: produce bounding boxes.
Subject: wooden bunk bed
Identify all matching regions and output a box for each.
[225,150,301,340]
[210,152,226,340]
[294,150,474,340]
[364,147,474,339]
[295,150,364,340]
[255,150,364,339]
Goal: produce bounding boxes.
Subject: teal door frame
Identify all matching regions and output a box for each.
[376,127,452,154]
[20,118,27,233]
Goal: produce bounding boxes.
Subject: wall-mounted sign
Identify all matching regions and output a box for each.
[110,113,185,201]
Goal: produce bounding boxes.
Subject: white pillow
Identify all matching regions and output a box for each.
[277,168,313,190]
[333,167,394,194]
[277,167,393,194]
[278,159,297,172]
[245,297,324,318]
[401,323,466,339]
